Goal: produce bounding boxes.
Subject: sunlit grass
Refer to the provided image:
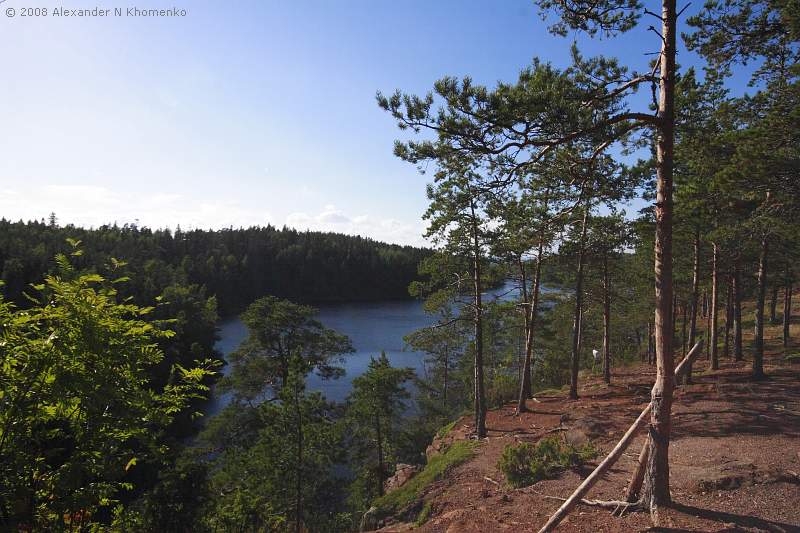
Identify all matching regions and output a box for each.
[372,440,481,518]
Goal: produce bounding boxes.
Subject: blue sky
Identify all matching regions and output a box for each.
[0,0,755,246]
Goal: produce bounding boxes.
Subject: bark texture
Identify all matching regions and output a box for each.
[569,201,589,400]
[470,201,487,437]
[753,236,768,380]
[517,235,545,413]
[733,263,743,361]
[710,242,719,370]
[724,275,732,359]
[784,278,792,348]
[603,254,612,384]
[684,230,700,383]
[640,0,677,511]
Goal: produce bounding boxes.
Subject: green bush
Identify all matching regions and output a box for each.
[497,436,598,488]
[487,373,519,408]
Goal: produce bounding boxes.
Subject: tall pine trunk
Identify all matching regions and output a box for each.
[294,384,303,533]
[724,274,732,359]
[375,414,385,497]
[770,285,779,323]
[684,230,700,384]
[442,343,449,408]
[470,201,487,437]
[681,303,687,356]
[602,254,611,384]
[704,290,710,360]
[733,261,743,361]
[518,256,530,395]
[753,236,768,380]
[569,200,590,400]
[784,277,792,348]
[710,243,719,370]
[517,236,545,412]
[640,0,677,510]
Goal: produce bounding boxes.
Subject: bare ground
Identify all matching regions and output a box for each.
[378,313,800,532]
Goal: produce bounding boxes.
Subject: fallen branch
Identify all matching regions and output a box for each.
[484,476,500,486]
[542,495,645,517]
[537,342,703,533]
[625,439,649,502]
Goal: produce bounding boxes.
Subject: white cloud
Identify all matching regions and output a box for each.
[0,185,271,231]
[0,187,429,247]
[285,205,428,247]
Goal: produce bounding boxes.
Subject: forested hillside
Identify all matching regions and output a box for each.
[0,218,429,316]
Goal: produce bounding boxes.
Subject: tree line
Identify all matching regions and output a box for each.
[0,218,429,316]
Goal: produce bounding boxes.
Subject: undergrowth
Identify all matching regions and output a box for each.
[436,420,457,439]
[497,436,598,488]
[414,500,433,526]
[372,440,480,518]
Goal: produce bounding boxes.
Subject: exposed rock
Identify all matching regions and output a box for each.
[694,461,756,493]
[564,428,590,447]
[384,463,421,493]
[693,461,799,493]
[426,440,446,460]
[564,415,613,446]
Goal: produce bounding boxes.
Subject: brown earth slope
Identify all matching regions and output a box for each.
[378,312,800,532]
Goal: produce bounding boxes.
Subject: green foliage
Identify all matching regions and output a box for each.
[415,500,434,526]
[686,0,800,83]
[436,420,457,440]
[346,353,415,522]
[535,0,642,37]
[0,220,429,317]
[372,440,480,519]
[222,296,353,403]
[117,450,212,532]
[0,253,216,530]
[197,298,354,532]
[203,356,346,533]
[497,436,598,488]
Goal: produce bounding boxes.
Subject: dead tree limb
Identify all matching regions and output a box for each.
[626,340,703,502]
[537,341,702,533]
[625,440,649,502]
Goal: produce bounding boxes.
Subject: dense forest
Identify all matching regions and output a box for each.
[0,219,429,315]
[1,0,799,531]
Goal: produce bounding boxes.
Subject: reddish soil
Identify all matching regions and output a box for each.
[379,317,800,532]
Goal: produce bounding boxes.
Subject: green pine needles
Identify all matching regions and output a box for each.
[497,436,598,488]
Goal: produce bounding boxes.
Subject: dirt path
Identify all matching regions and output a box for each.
[381,319,800,532]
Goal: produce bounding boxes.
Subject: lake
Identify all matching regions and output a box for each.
[203,282,551,416]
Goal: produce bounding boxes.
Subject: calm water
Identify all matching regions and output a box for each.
[203,283,547,416]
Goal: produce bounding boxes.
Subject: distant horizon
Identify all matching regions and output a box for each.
[1,211,432,249]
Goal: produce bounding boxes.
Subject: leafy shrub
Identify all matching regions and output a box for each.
[497,436,598,488]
